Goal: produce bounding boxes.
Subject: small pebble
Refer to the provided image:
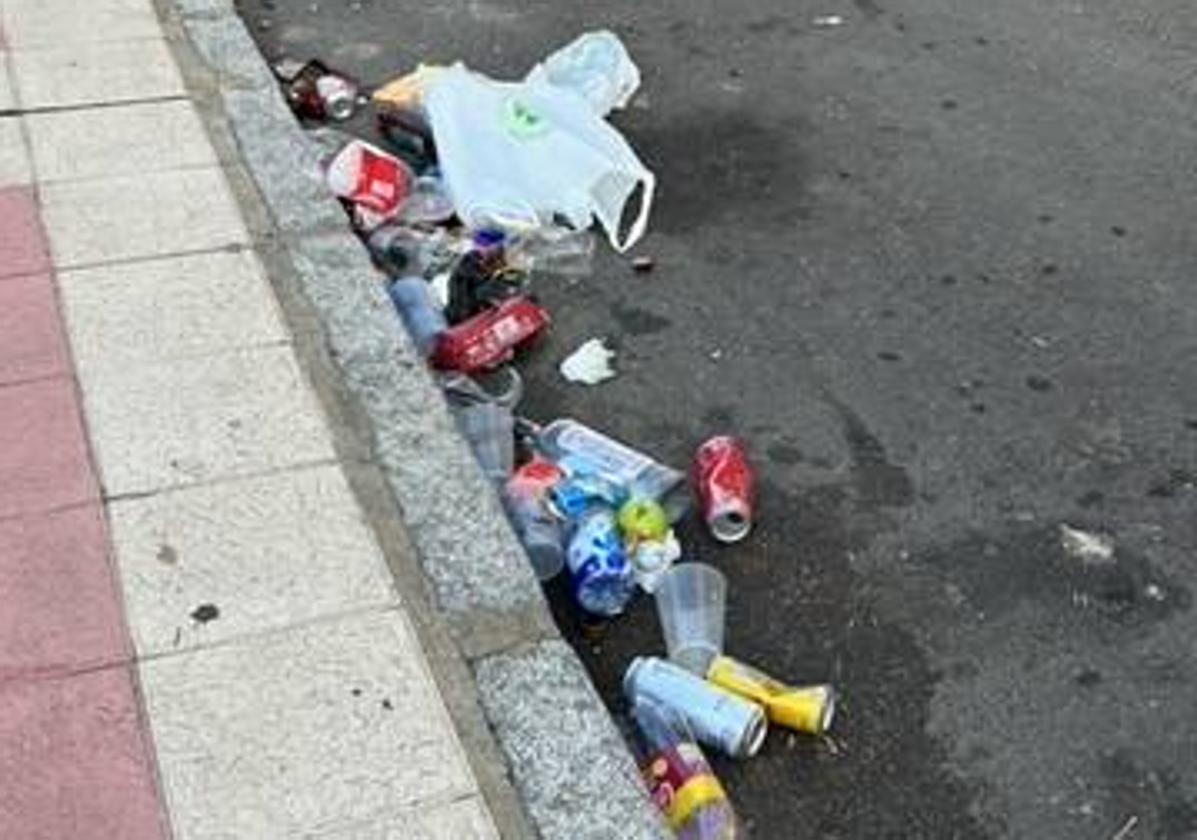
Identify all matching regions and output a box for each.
[632,255,655,273]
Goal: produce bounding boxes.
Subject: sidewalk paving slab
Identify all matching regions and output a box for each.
[0,504,128,675]
[59,250,286,370]
[0,61,15,111]
[39,167,247,268]
[9,39,184,110]
[0,666,167,840]
[0,117,31,186]
[0,377,97,519]
[311,798,499,840]
[77,345,335,496]
[26,99,216,183]
[140,609,491,840]
[1,0,161,50]
[109,465,397,655]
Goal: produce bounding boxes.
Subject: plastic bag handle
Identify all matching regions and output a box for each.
[609,172,655,254]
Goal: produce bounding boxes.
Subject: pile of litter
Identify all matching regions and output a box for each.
[276,32,835,838]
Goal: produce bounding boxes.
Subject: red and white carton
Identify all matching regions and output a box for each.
[691,436,755,543]
[325,140,413,222]
[430,296,550,374]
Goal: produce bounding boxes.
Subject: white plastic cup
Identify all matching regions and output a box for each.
[654,563,727,675]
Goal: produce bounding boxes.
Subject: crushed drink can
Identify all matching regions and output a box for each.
[632,700,740,837]
[283,59,359,121]
[692,436,755,543]
[314,74,357,121]
[706,655,836,735]
[430,296,549,374]
[624,656,767,759]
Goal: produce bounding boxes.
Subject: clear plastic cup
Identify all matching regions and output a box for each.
[654,563,727,675]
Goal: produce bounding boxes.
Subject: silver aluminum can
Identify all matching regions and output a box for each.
[624,656,767,758]
[316,74,357,121]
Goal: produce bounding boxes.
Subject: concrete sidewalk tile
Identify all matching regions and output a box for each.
[0,667,167,840]
[81,345,334,496]
[0,378,97,519]
[0,118,31,186]
[27,100,216,184]
[10,39,184,110]
[0,504,128,675]
[313,798,500,840]
[0,62,15,111]
[2,0,161,50]
[0,273,68,385]
[110,465,396,656]
[59,250,286,370]
[0,186,50,280]
[40,167,247,268]
[141,610,478,840]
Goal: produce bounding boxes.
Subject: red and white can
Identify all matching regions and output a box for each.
[691,436,754,543]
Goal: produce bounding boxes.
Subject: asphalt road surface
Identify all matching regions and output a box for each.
[238,1,1197,836]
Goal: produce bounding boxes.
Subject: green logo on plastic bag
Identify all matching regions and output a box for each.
[504,98,550,140]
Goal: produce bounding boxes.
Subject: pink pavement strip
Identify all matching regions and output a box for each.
[0,504,131,679]
[0,151,169,837]
[0,187,51,281]
[0,273,70,386]
[0,667,169,840]
[0,377,98,519]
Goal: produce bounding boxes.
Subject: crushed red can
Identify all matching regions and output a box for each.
[691,436,755,543]
[430,296,549,374]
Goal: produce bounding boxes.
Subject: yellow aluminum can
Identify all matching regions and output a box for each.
[706,655,836,735]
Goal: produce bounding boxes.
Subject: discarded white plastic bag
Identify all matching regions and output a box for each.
[422,33,655,253]
[560,338,616,385]
[525,30,641,116]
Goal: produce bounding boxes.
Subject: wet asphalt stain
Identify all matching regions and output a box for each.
[1100,750,1197,839]
[852,0,885,19]
[766,441,804,465]
[552,479,992,839]
[824,395,915,508]
[608,301,672,337]
[629,109,812,233]
[1146,469,1195,500]
[916,526,1190,629]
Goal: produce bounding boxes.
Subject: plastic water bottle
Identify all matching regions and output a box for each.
[501,484,565,581]
[451,402,513,484]
[566,507,634,617]
[387,276,447,357]
[532,419,689,522]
